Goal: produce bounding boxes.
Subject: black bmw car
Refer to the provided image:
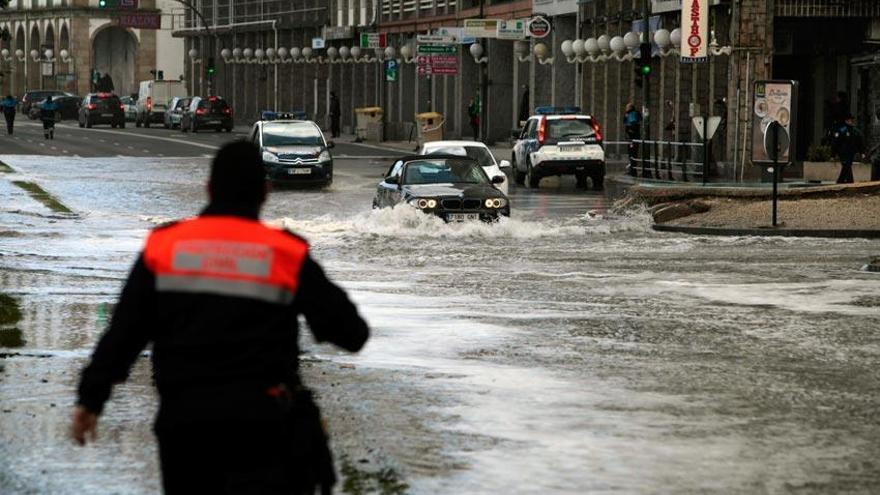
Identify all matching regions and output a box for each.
[373,155,510,222]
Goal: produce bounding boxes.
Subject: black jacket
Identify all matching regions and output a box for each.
[77,204,369,422]
[329,97,340,117]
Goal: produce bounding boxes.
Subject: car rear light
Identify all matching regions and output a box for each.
[146,96,152,111]
[209,96,217,102]
[537,116,546,145]
[591,120,603,143]
[87,103,97,110]
[223,107,231,115]
[195,108,206,115]
[120,104,125,110]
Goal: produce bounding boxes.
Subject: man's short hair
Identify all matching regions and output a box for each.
[210,141,266,204]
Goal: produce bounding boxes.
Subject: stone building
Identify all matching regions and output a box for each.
[0,0,183,99]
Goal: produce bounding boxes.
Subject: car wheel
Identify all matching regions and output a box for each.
[224,126,233,133]
[144,119,150,129]
[575,172,588,189]
[591,173,604,191]
[78,119,84,128]
[119,122,126,129]
[191,122,198,133]
[164,121,170,129]
[111,123,117,129]
[526,161,540,188]
[513,159,526,186]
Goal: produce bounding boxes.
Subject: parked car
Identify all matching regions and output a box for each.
[372,155,510,222]
[135,79,186,128]
[250,119,334,187]
[23,90,71,118]
[419,140,512,195]
[78,93,125,128]
[28,95,80,121]
[164,96,192,129]
[180,96,233,133]
[120,96,138,122]
[512,106,606,190]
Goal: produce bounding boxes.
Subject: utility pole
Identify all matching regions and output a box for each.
[641,0,650,163]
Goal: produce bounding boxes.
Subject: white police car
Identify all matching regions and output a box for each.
[512,106,605,190]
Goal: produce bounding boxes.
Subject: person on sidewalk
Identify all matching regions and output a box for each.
[468,96,480,141]
[623,102,642,177]
[1,95,16,135]
[40,96,59,140]
[329,91,341,138]
[831,114,864,184]
[71,141,370,493]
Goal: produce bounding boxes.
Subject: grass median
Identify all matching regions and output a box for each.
[11,180,73,214]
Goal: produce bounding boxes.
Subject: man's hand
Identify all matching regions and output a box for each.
[70,405,98,446]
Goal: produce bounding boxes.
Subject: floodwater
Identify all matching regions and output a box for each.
[1,154,879,494]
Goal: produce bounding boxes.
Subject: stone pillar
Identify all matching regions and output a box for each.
[554,16,577,109]
[70,16,91,97]
[726,0,773,180]
[488,38,513,144]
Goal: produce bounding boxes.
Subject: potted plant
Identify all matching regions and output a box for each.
[803,144,838,182]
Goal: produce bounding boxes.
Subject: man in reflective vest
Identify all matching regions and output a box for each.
[71,141,369,493]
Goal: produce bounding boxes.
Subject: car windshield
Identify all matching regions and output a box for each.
[429,146,495,168]
[546,118,594,141]
[261,123,324,147]
[403,159,487,185]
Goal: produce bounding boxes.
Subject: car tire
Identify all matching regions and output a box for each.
[513,160,526,186]
[144,119,150,129]
[591,173,604,191]
[164,121,170,129]
[119,122,126,129]
[526,161,540,188]
[215,127,222,132]
[191,122,198,133]
[224,126,233,133]
[111,123,117,129]
[78,120,84,128]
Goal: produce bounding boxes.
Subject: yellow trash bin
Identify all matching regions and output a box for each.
[355,107,384,141]
[415,111,444,144]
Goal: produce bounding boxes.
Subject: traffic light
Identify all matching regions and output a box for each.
[205,57,216,78]
[98,0,108,7]
[634,42,652,87]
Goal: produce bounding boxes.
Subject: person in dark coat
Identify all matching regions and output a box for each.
[329,91,341,138]
[1,95,16,135]
[518,85,530,124]
[623,102,642,176]
[468,96,480,141]
[71,141,369,494]
[831,114,864,184]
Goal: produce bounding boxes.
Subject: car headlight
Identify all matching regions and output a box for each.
[318,150,332,162]
[262,151,279,163]
[408,198,437,209]
[484,198,507,208]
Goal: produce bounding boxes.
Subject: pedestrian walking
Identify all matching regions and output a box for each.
[623,102,642,177]
[40,96,59,140]
[831,114,864,184]
[329,91,341,138]
[71,141,370,494]
[1,95,16,135]
[468,96,480,141]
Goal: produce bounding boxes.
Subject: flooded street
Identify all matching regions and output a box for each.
[2,149,879,494]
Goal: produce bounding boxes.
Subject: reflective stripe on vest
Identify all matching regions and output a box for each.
[143,216,308,304]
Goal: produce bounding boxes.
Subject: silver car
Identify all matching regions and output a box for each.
[120,96,137,122]
[164,96,192,129]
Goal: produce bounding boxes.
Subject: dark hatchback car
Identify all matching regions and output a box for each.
[78,93,125,128]
[373,155,510,222]
[29,95,80,121]
[251,120,334,187]
[180,96,233,133]
[22,90,69,116]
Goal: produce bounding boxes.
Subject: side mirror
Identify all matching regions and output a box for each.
[511,129,523,140]
[384,175,399,185]
[499,160,512,169]
[491,175,506,184]
[327,141,335,149]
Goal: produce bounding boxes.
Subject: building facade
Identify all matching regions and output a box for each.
[0,0,183,99]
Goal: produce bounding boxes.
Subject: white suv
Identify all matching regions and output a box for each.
[512,107,605,190]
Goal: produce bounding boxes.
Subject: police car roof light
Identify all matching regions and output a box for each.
[534,106,582,116]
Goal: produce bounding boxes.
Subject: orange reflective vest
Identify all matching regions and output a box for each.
[144,216,309,305]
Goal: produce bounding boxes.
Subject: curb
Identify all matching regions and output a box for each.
[652,224,880,239]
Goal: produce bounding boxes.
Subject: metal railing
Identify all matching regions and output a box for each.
[628,139,707,182]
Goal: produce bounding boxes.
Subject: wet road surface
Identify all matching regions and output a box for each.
[1,128,879,494]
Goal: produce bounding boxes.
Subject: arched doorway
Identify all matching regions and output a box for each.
[28,24,39,90]
[92,26,137,96]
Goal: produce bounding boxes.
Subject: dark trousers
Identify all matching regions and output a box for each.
[837,155,854,184]
[4,114,13,135]
[330,115,340,138]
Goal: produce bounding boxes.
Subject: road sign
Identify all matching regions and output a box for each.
[312,38,325,50]
[385,59,399,82]
[360,33,387,49]
[464,19,501,39]
[692,116,722,140]
[417,34,454,45]
[434,28,475,45]
[497,19,527,40]
[528,16,552,38]
[417,44,456,55]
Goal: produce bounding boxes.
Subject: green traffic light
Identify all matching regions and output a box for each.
[98,0,107,6]
[640,65,651,76]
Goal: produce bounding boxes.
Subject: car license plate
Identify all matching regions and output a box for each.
[102,113,114,117]
[288,168,311,175]
[448,213,479,222]
[561,145,582,152]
